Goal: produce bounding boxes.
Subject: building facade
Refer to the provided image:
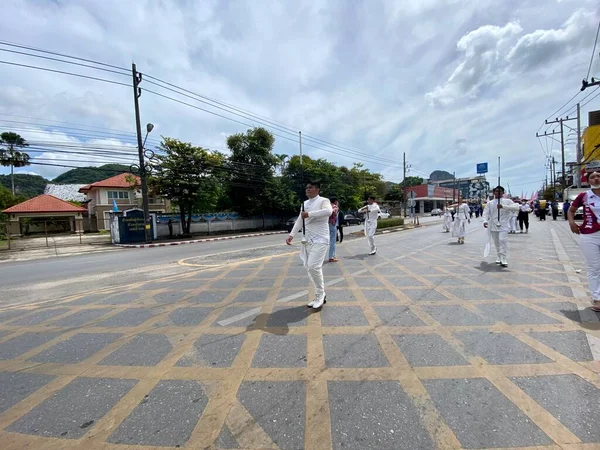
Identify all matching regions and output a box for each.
[79,173,170,231]
[404,185,460,214]
[429,176,490,202]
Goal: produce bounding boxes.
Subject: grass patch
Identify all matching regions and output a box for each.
[377,218,404,229]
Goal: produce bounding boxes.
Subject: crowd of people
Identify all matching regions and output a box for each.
[286,163,600,314]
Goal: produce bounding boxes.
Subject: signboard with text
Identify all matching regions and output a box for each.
[476,162,488,174]
[118,209,151,243]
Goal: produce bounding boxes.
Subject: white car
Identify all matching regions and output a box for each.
[378,211,390,219]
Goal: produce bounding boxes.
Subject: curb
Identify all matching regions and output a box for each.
[116,230,287,248]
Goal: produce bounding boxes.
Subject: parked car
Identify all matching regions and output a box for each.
[378,210,390,219]
[574,206,583,219]
[285,216,298,233]
[430,208,443,216]
[343,214,363,226]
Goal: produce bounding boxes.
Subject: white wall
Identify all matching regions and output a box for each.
[156,217,281,238]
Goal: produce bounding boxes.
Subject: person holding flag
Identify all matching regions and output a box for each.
[482,186,521,267]
[286,181,333,310]
[568,161,600,312]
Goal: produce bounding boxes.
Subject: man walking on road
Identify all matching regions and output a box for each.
[286,181,333,310]
[483,186,521,267]
[358,195,380,255]
[518,200,531,233]
[328,197,340,262]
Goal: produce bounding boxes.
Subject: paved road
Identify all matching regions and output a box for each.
[0,218,598,449]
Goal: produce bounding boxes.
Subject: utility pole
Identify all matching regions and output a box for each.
[132,63,151,243]
[552,157,556,189]
[539,115,576,191]
[576,102,582,188]
[403,152,406,218]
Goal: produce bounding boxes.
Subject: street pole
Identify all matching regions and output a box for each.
[403,152,407,218]
[453,172,456,203]
[132,62,151,242]
[560,118,565,191]
[299,131,305,237]
[576,102,582,188]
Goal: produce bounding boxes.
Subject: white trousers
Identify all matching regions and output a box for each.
[491,231,508,259]
[301,242,328,298]
[580,232,600,301]
[365,222,377,251]
[509,216,518,232]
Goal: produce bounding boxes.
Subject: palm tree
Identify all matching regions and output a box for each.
[0,132,30,195]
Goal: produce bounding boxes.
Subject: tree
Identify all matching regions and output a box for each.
[0,132,31,195]
[0,184,27,222]
[149,137,225,235]
[384,184,404,202]
[401,176,423,187]
[226,127,278,216]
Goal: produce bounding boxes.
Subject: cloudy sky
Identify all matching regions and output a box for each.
[1,0,599,197]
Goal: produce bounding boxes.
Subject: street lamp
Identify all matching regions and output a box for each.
[143,123,154,148]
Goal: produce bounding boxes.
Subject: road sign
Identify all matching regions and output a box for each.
[409,199,416,207]
[476,162,488,174]
[408,191,416,199]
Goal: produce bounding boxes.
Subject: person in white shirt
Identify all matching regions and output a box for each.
[442,206,453,232]
[482,186,521,267]
[452,200,471,244]
[358,195,380,255]
[518,200,531,233]
[508,202,519,234]
[286,181,333,309]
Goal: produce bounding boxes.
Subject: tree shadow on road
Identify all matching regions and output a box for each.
[246,305,312,335]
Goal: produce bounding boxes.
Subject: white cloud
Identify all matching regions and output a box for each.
[0,0,597,198]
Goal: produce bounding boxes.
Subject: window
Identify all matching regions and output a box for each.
[107,191,130,200]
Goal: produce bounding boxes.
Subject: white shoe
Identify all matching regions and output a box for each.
[500,257,508,267]
[495,259,501,265]
[312,295,326,309]
[369,248,377,255]
[307,299,315,307]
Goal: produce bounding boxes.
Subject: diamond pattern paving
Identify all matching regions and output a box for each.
[0,220,598,449]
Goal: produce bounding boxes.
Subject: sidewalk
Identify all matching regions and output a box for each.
[0,220,598,449]
[118,230,286,248]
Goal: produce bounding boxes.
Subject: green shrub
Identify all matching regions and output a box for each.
[377,218,404,229]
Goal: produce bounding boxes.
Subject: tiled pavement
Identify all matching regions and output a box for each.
[0,221,599,449]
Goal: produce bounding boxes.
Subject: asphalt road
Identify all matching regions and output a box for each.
[0,218,441,307]
[0,217,597,449]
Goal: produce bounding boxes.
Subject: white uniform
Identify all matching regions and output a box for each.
[358,202,380,252]
[289,196,333,300]
[452,203,470,239]
[442,209,452,232]
[509,208,518,233]
[482,198,521,262]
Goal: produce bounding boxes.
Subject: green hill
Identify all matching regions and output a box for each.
[0,174,48,198]
[52,164,130,184]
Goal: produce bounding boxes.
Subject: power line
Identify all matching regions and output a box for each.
[0,40,129,72]
[0,47,131,78]
[586,20,600,81]
[0,60,130,87]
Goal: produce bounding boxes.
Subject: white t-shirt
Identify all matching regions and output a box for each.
[289,196,333,244]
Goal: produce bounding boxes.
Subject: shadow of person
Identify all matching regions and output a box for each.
[475,261,506,273]
[246,305,311,335]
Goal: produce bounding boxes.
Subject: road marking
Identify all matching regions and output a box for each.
[550,228,600,360]
[220,226,480,325]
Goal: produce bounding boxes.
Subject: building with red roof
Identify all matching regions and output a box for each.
[2,194,87,235]
[78,173,170,231]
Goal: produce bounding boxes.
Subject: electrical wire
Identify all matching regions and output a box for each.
[586,20,600,81]
[0,60,130,87]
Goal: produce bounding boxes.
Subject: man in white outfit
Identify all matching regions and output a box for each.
[508,202,519,234]
[286,181,333,309]
[358,195,380,255]
[442,206,453,232]
[482,186,521,267]
[452,200,471,244]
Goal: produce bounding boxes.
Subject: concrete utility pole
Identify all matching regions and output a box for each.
[539,115,576,191]
[132,62,152,243]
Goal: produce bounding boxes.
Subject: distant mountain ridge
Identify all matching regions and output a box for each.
[0,164,131,199]
[52,164,130,184]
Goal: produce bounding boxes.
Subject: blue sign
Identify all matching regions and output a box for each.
[476,162,488,174]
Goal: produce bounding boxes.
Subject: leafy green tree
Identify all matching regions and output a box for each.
[0,174,48,197]
[0,184,27,221]
[401,176,423,187]
[0,132,30,195]
[226,127,278,215]
[384,184,404,202]
[149,137,225,235]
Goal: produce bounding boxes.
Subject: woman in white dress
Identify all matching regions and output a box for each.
[442,206,453,232]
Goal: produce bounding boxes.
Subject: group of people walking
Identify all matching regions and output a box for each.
[286,182,381,310]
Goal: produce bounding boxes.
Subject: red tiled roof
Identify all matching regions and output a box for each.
[79,173,140,192]
[2,195,87,214]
